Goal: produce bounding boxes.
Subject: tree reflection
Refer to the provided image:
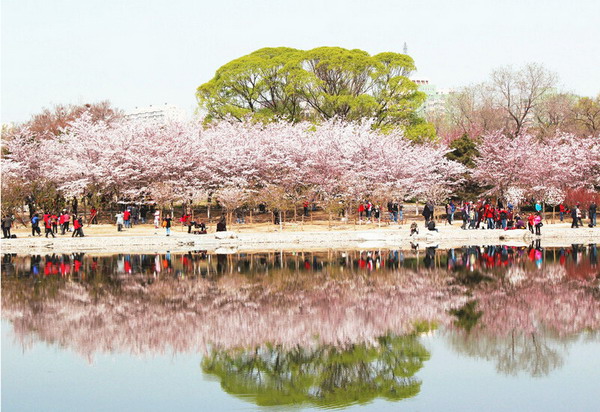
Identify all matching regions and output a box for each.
[1,247,598,380]
[202,333,431,408]
[449,300,483,333]
[448,329,565,377]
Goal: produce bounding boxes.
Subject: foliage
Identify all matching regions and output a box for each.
[5,101,123,140]
[201,333,430,408]
[445,134,480,168]
[1,117,465,215]
[472,131,600,201]
[197,47,433,140]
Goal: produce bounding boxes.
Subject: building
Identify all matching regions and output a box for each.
[411,77,451,114]
[125,103,188,122]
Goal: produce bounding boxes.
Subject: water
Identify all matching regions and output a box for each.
[2,245,599,411]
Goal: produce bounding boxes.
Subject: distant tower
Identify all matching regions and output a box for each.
[403,42,408,54]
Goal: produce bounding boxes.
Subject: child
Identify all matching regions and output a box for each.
[410,222,419,235]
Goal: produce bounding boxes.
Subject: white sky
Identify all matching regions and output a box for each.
[2,0,599,123]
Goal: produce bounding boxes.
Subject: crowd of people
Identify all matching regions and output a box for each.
[1,196,598,240]
[25,210,85,238]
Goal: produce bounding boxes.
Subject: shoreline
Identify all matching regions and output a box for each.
[1,223,598,254]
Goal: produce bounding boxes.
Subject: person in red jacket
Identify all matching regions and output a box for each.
[559,204,565,222]
[44,215,55,238]
[528,214,535,234]
[123,209,131,228]
[72,215,84,237]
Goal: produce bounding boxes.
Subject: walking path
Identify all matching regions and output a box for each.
[1,221,598,254]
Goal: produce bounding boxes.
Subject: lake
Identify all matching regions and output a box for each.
[2,244,599,411]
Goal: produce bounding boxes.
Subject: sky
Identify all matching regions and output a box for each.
[2,0,599,124]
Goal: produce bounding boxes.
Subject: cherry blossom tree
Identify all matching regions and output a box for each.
[3,115,467,217]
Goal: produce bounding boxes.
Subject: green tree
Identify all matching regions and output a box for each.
[202,332,431,408]
[446,134,480,168]
[197,47,432,139]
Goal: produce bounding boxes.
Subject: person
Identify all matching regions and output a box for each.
[535,201,542,213]
[44,216,55,238]
[577,204,583,227]
[154,210,160,229]
[303,201,310,217]
[422,202,433,226]
[534,212,543,236]
[61,211,71,234]
[192,220,207,234]
[90,206,98,224]
[559,204,565,222]
[140,204,148,224]
[72,215,84,237]
[427,220,439,232]
[115,211,124,231]
[123,208,131,228]
[131,205,139,225]
[446,200,455,225]
[571,206,579,228]
[461,203,469,230]
[410,221,419,235]
[387,201,394,222]
[51,213,58,234]
[163,215,172,236]
[72,196,78,215]
[373,204,380,221]
[528,214,535,233]
[77,216,84,236]
[499,208,508,230]
[2,215,14,238]
[236,208,245,224]
[216,216,227,232]
[365,201,373,221]
[589,201,597,227]
[43,211,51,232]
[398,204,404,224]
[486,206,495,229]
[31,213,42,236]
[514,215,526,229]
[358,203,365,221]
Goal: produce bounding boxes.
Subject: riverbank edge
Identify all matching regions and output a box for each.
[1,226,598,254]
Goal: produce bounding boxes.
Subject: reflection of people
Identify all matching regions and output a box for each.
[424,246,436,268]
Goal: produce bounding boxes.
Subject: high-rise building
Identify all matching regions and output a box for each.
[411,77,451,114]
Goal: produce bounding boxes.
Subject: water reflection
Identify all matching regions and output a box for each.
[202,331,432,409]
[2,245,599,407]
